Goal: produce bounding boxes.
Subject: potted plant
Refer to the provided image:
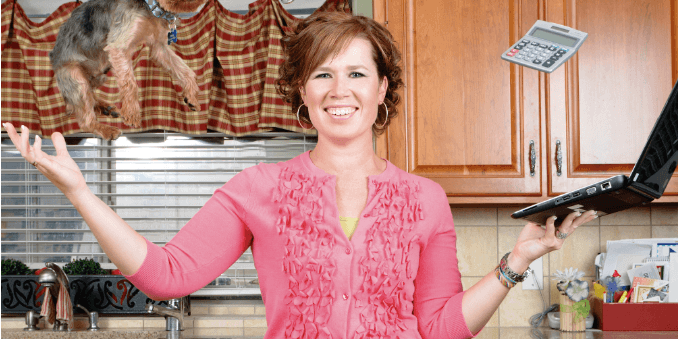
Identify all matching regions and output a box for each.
[60,258,163,314]
[1,258,158,315]
[62,258,109,275]
[2,258,34,275]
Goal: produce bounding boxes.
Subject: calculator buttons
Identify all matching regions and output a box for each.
[539,44,548,48]
[511,49,519,53]
[548,46,558,51]
[522,40,530,44]
[531,42,539,46]
[532,59,542,65]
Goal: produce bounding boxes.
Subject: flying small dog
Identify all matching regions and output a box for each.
[50,0,206,140]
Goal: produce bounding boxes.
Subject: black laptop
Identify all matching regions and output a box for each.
[512,79,678,225]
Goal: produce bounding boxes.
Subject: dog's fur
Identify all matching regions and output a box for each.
[50,0,206,140]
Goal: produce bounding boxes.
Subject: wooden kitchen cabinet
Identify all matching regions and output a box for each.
[373,0,678,204]
[545,0,678,200]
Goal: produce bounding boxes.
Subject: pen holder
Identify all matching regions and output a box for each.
[559,294,587,332]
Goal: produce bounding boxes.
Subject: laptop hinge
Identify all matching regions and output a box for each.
[627,183,660,200]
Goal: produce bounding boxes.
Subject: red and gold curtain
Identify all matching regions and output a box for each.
[0,0,350,137]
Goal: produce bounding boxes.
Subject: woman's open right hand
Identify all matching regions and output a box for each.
[3,123,88,198]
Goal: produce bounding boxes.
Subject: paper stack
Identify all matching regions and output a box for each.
[670,252,678,303]
[600,238,676,303]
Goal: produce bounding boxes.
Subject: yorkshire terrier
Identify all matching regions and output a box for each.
[50,0,207,140]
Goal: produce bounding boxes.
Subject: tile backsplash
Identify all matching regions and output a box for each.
[453,204,678,327]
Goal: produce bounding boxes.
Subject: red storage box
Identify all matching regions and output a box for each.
[591,298,678,331]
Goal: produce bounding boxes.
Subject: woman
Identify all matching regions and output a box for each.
[3,11,596,339]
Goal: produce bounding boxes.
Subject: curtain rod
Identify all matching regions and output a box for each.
[24,8,317,19]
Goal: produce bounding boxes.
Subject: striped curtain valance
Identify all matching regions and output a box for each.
[0,0,351,137]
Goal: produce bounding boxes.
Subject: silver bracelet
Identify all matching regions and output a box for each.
[499,252,528,283]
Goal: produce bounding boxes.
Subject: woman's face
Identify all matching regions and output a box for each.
[301,37,387,142]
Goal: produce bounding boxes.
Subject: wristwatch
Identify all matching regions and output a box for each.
[499,252,529,283]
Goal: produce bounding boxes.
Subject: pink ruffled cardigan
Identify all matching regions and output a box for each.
[126,151,476,339]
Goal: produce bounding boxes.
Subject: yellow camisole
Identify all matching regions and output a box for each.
[339,216,359,240]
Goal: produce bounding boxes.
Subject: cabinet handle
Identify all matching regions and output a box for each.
[556,140,563,176]
[529,140,536,177]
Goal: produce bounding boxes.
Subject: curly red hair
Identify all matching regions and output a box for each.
[276,11,403,135]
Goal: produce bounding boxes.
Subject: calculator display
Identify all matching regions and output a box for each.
[530,28,578,47]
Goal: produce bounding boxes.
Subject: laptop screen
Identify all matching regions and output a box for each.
[629,80,678,196]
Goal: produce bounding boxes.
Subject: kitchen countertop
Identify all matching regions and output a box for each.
[2,327,677,338]
[1,327,260,339]
[1,328,165,339]
[485,328,678,339]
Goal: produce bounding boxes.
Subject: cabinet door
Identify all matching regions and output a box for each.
[545,0,678,202]
[374,0,544,203]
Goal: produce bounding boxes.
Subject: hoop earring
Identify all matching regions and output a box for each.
[296,104,313,130]
[375,102,389,128]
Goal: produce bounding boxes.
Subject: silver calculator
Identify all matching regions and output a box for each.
[501,20,588,73]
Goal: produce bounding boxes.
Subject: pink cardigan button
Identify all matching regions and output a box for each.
[345,247,351,254]
[342,294,349,300]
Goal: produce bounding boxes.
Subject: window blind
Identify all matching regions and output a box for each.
[1,131,317,295]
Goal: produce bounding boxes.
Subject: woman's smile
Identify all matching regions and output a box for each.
[325,106,358,119]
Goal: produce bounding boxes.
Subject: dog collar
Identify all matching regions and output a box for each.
[145,0,177,23]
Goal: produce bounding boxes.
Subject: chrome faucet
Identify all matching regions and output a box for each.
[37,263,71,331]
[146,296,191,332]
